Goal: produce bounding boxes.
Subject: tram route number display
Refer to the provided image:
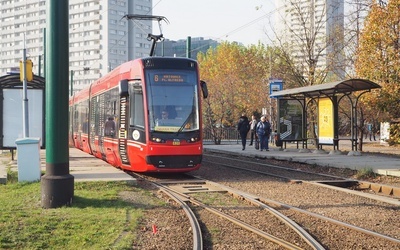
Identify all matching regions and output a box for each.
[154,74,186,83]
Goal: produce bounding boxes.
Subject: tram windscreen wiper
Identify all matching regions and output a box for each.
[176,109,195,135]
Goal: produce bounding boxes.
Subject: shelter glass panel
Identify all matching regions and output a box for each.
[278,99,304,141]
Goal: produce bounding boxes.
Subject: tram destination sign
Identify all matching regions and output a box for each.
[154,74,186,83]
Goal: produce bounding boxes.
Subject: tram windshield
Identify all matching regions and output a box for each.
[146,70,200,132]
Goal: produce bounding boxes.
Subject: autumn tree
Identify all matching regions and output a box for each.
[197,42,272,144]
[356,0,400,144]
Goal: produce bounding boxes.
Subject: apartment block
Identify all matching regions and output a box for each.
[0,0,152,93]
[275,0,345,80]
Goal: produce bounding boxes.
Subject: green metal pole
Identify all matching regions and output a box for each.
[186,36,191,58]
[43,28,46,78]
[70,70,74,96]
[38,55,42,77]
[41,0,74,208]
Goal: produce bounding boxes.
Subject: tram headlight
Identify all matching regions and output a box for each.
[187,137,199,143]
[151,137,165,143]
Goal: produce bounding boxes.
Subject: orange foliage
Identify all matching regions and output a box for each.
[356,0,400,119]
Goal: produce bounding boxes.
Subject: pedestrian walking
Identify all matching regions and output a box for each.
[256,116,271,151]
[249,115,257,146]
[237,113,250,150]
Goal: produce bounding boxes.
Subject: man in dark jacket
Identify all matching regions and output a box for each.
[237,113,250,150]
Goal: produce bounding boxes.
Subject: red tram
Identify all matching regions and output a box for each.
[69,57,208,172]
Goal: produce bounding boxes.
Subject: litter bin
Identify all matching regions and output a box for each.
[275,133,283,147]
[15,137,41,182]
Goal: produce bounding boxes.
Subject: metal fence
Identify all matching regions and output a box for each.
[203,127,241,144]
[202,127,277,145]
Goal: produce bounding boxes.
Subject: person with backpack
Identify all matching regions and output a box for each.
[256,116,271,151]
[237,113,250,150]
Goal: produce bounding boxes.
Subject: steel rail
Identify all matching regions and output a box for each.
[158,179,322,250]
[154,183,203,250]
[186,194,304,250]
[203,156,400,205]
[129,173,203,250]
[258,195,400,245]
[206,153,400,199]
[204,154,345,180]
[202,158,400,244]
[206,180,326,250]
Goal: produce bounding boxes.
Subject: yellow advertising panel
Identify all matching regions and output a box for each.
[318,98,334,144]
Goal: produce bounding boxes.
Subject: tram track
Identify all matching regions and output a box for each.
[194,153,400,248]
[130,169,400,249]
[152,182,203,250]
[203,153,400,202]
[136,175,324,249]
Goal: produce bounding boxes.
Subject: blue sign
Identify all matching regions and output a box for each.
[269,80,283,97]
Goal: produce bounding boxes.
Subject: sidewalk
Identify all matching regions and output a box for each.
[203,140,400,177]
[0,147,135,184]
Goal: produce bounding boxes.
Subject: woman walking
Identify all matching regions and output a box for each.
[256,116,271,151]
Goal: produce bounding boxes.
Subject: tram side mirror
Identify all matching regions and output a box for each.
[200,80,208,99]
[119,79,129,97]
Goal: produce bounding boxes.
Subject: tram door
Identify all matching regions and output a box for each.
[89,95,100,156]
[103,89,118,166]
[118,80,129,165]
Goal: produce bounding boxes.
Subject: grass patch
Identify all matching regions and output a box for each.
[6,167,18,183]
[191,192,240,206]
[355,167,377,179]
[0,181,164,249]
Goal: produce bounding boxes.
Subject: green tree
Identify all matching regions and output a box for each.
[356,0,400,143]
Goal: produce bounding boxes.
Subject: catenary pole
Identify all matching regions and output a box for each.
[186,36,191,58]
[41,0,74,208]
[22,45,29,138]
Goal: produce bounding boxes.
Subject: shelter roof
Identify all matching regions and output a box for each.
[269,79,381,98]
[0,73,45,89]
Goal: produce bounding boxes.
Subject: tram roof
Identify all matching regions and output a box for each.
[269,78,381,98]
[0,73,45,89]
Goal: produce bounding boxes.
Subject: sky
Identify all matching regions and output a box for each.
[151,0,278,46]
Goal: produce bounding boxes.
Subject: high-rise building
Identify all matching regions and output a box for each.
[0,0,152,93]
[275,0,345,81]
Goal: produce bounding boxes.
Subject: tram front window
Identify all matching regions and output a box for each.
[147,70,199,132]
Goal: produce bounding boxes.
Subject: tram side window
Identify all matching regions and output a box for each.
[79,100,89,134]
[82,103,89,134]
[104,89,118,137]
[129,83,144,128]
[73,105,79,132]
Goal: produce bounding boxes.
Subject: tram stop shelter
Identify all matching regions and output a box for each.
[0,72,45,158]
[269,79,381,152]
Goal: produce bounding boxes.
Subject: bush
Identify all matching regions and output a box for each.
[387,123,400,146]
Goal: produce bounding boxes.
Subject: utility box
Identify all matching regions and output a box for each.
[15,137,41,182]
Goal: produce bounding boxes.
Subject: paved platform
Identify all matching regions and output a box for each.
[0,147,135,184]
[203,140,400,177]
